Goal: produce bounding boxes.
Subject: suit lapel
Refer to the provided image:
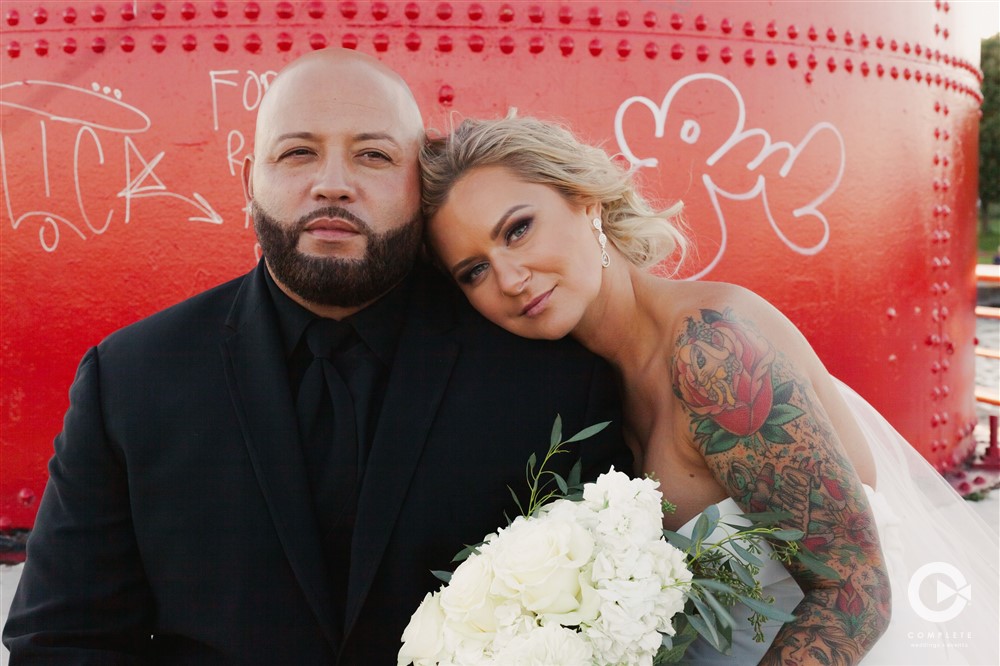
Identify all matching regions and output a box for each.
[343,271,460,636]
[220,263,338,649]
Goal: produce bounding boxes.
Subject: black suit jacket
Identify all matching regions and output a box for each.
[4,261,628,664]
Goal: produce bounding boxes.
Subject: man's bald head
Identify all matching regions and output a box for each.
[253,48,424,155]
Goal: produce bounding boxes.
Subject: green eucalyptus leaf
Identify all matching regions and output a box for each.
[431,570,452,584]
[731,541,764,567]
[770,529,805,541]
[553,473,568,495]
[567,459,582,488]
[687,613,724,651]
[693,578,738,595]
[565,421,611,443]
[550,415,563,448]
[663,530,693,552]
[451,543,480,563]
[701,589,738,630]
[738,595,797,623]
[728,559,757,588]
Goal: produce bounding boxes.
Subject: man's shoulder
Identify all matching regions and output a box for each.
[100,270,251,352]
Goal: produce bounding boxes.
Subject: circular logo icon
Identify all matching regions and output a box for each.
[907,562,971,623]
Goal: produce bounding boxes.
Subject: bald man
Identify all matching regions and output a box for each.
[3,49,627,664]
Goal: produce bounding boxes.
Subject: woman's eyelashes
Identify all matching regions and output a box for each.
[458,262,489,285]
[504,217,533,244]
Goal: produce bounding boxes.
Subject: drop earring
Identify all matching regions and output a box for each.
[593,218,610,268]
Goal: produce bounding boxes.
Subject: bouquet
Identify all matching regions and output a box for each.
[398,418,804,666]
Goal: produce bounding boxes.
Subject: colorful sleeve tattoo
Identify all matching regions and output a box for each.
[672,308,890,665]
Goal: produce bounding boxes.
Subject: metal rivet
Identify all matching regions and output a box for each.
[438,84,454,105]
[915,70,924,82]
[559,36,573,55]
[844,30,854,45]
[588,6,602,26]
[876,63,885,76]
[743,21,755,37]
[339,33,356,49]
[437,3,453,20]
[787,52,798,68]
[558,5,572,23]
[826,27,836,42]
[277,32,293,51]
[372,2,389,20]
[5,9,18,26]
[890,39,898,51]
[807,25,817,40]
[928,334,941,346]
[617,40,631,58]
[151,3,166,19]
[90,5,106,22]
[807,53,817,69]
[62,37,78,53]
[588,38,603,56]
[212,2,228,18]
[876,35,884,49]
[340,2,358,19]
[213,34,229,51]
[860,61,870,76]
[276,1,294,19]
[373,32,389,52]
[500,35,515,54]
[17,488,35,507]
[405,2,420,19]
[180,2,196,20]
[904,41,911,54]
[860,33,869,47]
[151,34,167,52]
[468,3,483,20]
[468,34,485,52]
[888,353,898,363]
[942,28,949,39]
[844,58,853,73]
[499,3,514,22]
[886,307,897,319]
[765,50,776,65]
[787,24,798,39]
[903,68,911,80]
[528,5,543,23]
[766,20,777,37]
[437,34,452,52]
[697,44,709,62]
[890,66,899,79]
[644,41,659,59]
[181,34,197,51]
[34,39,49,56]
[244,33,262,53]
[744,49,755,65]
[120,3,135,21]
[33,6,48,23]
[313,33,331,49]
[405,32,421,51]
[529,36,544,54]
[244,2,260,19]
[721,18,733,34]
[307,1,324,19]
[6,41,20,57]
[616,10,630,26]
[941,384,951,396]
[694,14,707,31]
[720,46,733,63]
[915,43,923,55]
[644,11,657,28]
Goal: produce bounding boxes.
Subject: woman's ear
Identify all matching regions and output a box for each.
[585,201,602,221]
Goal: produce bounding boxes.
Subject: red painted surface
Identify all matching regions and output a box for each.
[0,1,985,528]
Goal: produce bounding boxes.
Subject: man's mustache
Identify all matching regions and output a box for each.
[295,206,371,234]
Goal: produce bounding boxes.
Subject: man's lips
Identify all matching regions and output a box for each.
[303,218,360,241]
[521,288,554,317]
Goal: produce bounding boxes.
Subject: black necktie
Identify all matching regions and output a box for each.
[296,318,359,628]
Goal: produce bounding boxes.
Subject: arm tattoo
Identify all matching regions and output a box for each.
[672,308,890,664]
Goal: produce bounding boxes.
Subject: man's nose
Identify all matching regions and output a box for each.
[311,156,356,202]
[495,255,529,296]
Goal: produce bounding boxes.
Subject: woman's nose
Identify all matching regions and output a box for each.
[495,256,530,296]
[311,156,356,202]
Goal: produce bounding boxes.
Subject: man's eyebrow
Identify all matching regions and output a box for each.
[271,131,402,145]
[273,131,318,143]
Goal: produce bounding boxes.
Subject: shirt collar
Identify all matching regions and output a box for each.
[263,266,409,366]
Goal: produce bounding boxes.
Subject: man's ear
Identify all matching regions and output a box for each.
[241,155,255,203]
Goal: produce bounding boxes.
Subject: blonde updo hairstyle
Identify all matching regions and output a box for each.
[420,115,687,271]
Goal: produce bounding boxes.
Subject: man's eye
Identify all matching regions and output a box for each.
[279,148,312,159]
[360,150,391,162]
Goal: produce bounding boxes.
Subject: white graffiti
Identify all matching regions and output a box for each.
[1,79,222,252]
[615,73,845,280]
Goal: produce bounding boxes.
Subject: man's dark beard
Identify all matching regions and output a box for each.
[252,201,422,308]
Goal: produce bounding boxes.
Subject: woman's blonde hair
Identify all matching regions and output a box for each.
[420,115,687,270]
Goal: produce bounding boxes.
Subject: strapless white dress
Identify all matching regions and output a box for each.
[676,380,999,665]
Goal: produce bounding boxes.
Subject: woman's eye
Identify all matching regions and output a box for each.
[460,263,489,285]
[505,218,532,244]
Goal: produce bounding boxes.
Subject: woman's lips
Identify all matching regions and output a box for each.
[521,288,554,317]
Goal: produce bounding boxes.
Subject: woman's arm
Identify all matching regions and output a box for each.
[670,301,891,666]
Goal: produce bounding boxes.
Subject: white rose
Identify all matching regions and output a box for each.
[493,623,593,665]
[490,508,595,618]
[398,592,446,665]
[440,550,499,638]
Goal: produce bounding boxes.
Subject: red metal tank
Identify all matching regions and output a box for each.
[0,1,986,529]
